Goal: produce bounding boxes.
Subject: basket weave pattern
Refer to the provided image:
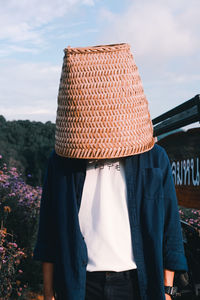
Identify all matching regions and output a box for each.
[55,43,155,159]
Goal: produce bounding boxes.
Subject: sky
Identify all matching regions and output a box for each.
[0,0,199,129]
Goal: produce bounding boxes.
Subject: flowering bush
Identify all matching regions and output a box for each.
[179,206,200,232]
[0,227,27,299]
[0,155,42,299]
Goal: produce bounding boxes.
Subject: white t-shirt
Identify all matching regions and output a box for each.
[78,158,137,271]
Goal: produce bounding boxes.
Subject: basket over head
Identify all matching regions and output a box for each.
[55,43,155,159]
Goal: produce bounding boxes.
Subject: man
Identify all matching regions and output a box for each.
[33,43,188,300]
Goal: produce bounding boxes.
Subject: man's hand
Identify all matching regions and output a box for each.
[164,269,174,300]
[165,293,172,300]
[42,262,55,299]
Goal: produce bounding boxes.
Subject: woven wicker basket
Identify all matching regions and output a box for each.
[55,43,155,159]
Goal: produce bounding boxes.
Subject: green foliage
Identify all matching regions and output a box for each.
[0,115,55,186]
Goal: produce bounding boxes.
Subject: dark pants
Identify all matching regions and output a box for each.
[85,269,141,300]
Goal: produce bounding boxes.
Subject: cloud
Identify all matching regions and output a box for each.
[0,45,39,58]
[1,0,199,124]
[56,28,99,40]
[0,60,61,122]
[0,0,97,51]
[99,0,200,61]
[98,7,116,22]
[95,0,200,122]
[82,0,95,6]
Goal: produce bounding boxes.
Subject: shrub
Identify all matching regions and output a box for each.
[0,227,27,299]
[0,155,42,299]
[179,206,200,232]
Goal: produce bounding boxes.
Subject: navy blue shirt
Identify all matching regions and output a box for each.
[33,144,188,300]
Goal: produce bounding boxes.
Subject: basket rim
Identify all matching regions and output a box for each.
[64,43,130,55]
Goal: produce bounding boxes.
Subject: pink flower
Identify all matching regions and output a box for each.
[8,242,18,247]
[18,269,23,273]
[11,167,17,171]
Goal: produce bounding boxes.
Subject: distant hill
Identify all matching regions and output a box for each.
[0,115,55,186]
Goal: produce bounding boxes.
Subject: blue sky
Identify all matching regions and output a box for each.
[0,0,199,129]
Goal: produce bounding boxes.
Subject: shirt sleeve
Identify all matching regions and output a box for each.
[33,150,56,263]
[160,147,188,272]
